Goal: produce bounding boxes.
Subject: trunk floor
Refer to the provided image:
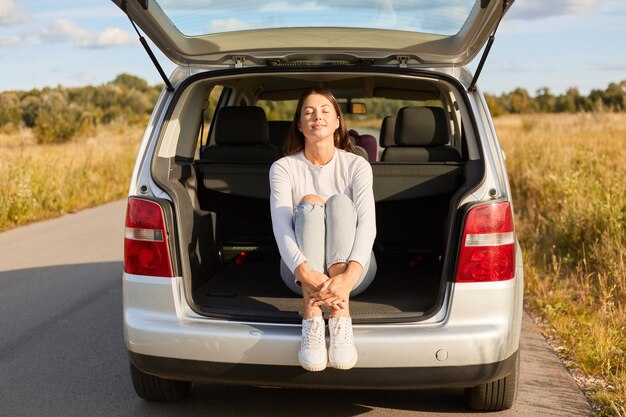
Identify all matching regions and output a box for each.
[194,254,442,319]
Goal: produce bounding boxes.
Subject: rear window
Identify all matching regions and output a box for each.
[257,97,443,140]
[152,0,476,37]
[196,79,449,154]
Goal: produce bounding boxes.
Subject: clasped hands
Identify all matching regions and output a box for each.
[296,261,361,310]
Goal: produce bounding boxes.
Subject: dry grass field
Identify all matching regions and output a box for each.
[0,113,623,415]
[0,123,142,232]
[496,113,625,416]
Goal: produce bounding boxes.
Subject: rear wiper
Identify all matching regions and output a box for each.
[119,0,174,92]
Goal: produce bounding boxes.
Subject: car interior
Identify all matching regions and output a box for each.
[153,70,481,324]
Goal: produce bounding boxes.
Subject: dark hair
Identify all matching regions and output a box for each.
[283,89,355,156]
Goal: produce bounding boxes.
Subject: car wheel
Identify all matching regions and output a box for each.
[464,353,520,411]
[130,362,192,401]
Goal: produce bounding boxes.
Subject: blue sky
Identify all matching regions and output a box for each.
[1,0,625,95]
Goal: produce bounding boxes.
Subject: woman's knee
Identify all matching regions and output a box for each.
[326,194,356,228]
[299,194,325,205]
[326,194,354,212]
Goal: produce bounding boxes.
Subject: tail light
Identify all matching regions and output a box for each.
[124,198,173,277]
[456,202,515,283]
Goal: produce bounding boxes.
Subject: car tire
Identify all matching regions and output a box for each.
[464,353,520,411]
[130,362,192,401]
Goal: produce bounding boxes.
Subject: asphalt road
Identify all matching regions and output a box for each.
[0,200,592,417]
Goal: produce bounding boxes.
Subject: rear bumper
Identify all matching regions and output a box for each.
[129,350,519,389]
[124,269,524,389]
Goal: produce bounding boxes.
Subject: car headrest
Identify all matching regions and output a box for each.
[379,116,396,148]
[394,107,450,147]
[268,120,292,149]
[215,106,269,145]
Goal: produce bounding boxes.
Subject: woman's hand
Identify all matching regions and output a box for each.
[294,261,329,295]
[309,261,362,309]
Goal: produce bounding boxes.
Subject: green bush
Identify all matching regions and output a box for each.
[33,91,82,144]
[0,74,161,144]
[0,92,22,132]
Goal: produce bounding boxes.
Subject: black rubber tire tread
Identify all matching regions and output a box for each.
[130,362,192,401]
[464,354,520,411]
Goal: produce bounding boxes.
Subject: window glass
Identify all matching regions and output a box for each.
[257,100,297,121]
[197,85,224,153]
[154,0,476,37]
[258,97,443,143]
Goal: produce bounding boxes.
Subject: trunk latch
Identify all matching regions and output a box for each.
[397,56,409,69]
[233,57,246,68]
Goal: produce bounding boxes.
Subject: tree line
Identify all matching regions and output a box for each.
[0,74,161,144]
[1,74,625,144]
[484,80,626,116]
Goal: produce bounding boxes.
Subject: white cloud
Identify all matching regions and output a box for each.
[41,19,91,44]
[73,71,95,84]
[508,0,597,20]
[0,35,19,46]
[34,7,124,20]
[207,18,250,33]
[40,19,129,48]
[374,0,398,27]
[598,0,626,12]
[0,0,30,26]
[94,27,129,47]
[258,2,327,12]
[589,62,626,72]
[0,28,41,48]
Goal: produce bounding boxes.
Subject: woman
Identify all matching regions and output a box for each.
[269,89,377,372]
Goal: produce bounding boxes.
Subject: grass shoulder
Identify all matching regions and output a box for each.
[496,112,626,417]
[0,123,143,232]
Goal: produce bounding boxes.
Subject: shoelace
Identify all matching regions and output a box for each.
[303,319,325,348]
[330,318,353,346]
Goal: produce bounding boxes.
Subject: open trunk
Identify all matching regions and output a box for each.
[150,69,480,324]
[179,159,467,324]
[193,250,443,323]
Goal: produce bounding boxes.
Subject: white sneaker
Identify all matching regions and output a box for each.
[328,316,358,370]
[298,317,327,371]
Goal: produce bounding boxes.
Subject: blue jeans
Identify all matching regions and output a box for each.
[280,194,377,296]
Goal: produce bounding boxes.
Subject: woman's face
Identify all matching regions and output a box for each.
[298,93,340,145]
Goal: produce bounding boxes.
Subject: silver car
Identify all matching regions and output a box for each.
[116,0,523,411]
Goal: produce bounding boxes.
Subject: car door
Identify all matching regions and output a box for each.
[112,0,514,68]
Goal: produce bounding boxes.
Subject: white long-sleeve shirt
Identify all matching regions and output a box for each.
[269,149,376,273]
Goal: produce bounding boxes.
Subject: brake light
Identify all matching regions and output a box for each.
[124,198,173,277]
[456,202,515,283]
